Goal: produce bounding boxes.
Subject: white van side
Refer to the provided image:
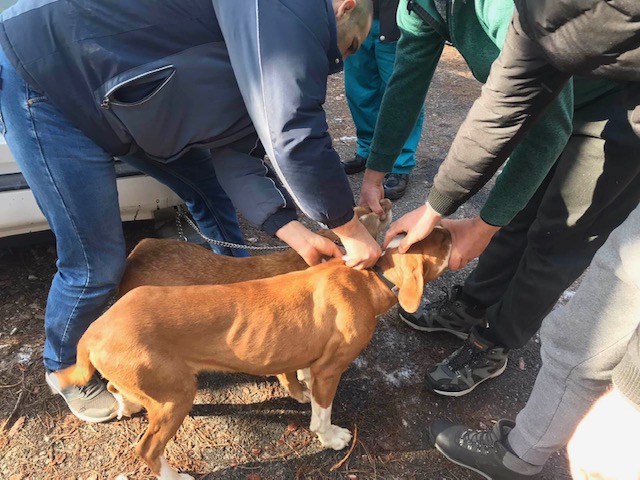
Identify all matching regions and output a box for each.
[0,136,181,239]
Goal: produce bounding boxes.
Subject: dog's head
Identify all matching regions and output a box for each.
[320,199,393,243]
[387,227,452,313]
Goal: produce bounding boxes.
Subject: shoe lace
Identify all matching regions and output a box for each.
[78,375,104,399]
[424,287,454,315]
[447,340,484,373]
[459,428,497,454]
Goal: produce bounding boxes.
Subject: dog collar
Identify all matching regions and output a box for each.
[373,265,399,296]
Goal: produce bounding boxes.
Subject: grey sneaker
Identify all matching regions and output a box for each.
[425,330,508,396]
[429,418,542,479]
[46,370,118,423]
[398,285,486,339]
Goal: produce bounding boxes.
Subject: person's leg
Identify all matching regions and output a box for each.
[343,20,382,160]
[429,202,640,478]
[376,39,424,175]
[0,56,126,372]
[508,202,640,466]
[0,50,119,420]
[123,148,249,257]
[462,169,554,307]
[483,89,640,349]
[424,89,640,396]
[399,170,553,336]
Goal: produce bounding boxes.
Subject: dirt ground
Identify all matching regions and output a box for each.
[0,47,574,479]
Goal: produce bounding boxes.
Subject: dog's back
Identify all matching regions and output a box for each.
[118,200,392,295]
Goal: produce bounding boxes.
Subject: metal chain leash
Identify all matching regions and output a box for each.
[174,205,290,251]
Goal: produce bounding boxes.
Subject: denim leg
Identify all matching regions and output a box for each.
[122,149,249,257]
[344,20,382,159]
[0,51,125,371]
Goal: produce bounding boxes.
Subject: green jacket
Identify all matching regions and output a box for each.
[368,0,616,225]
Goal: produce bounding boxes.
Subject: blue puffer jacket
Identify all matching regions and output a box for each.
[0,0,356,231]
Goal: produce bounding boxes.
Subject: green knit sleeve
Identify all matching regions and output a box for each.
[367,0,445,173]
[479,81,574,226]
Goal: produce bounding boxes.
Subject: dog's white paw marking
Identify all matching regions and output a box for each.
[157,455,194,480]
[309,399,351,449]
[317,425,353,450]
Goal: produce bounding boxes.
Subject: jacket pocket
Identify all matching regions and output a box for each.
[99,65,178,156]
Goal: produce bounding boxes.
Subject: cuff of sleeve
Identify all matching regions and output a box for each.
[366,151,397,173]
[261,209,298,237]
[612,353,640,408]
[427,188,459,216]
[479,206,512,227]
[323,209,355,230]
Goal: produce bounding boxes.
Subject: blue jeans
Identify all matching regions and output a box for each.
[0,48,248,371]
[344,19,425,174]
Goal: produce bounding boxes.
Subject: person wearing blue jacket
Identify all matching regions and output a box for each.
[0,0,377,423]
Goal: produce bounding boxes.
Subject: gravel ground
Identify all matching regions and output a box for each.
[0,47,574,479]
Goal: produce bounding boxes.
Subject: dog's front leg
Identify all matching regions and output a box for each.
[308,373,352,450]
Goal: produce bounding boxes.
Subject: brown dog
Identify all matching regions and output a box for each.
[55,228,452,480]
[118,199,393,296]
[120,201,392,408]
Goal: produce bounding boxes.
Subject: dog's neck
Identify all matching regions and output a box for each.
[373,249,404,287]
[372,264,398,296]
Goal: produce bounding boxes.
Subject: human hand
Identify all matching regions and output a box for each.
[275,220,343,266]
[383,203,442,253]
[568,387,640,480]
[440,216,499,270]
[331,214,382,269]
[358,169,387,218]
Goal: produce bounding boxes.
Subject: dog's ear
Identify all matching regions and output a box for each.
[356,201,393,240]
[396,253,424,313]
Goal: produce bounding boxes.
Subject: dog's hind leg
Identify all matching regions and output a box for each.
[277,372,310,403]
[297,368,311,389]
[308,370,352,450]
[134,383,197,479]
[107,382,144,419]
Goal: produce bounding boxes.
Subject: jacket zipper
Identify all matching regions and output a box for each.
[101,65,174,110]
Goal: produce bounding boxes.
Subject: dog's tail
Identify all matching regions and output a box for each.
[54,338,96,389]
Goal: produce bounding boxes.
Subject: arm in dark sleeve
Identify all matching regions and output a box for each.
[368,0,445,172]
[427,11,572,219]
[212,0,354,230]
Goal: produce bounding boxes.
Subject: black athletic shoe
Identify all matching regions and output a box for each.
[383,173,409,200]
[398,285,486,339]
[429,418,543,479]
[341,153,367,174]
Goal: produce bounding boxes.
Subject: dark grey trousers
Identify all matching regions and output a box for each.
[465,87,640,349]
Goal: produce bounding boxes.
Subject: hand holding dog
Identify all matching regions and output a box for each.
[331,214,382,269]
[383,203,442,253]
[276,221,343,266]
[358,169,387,218]
[440,216,499,270]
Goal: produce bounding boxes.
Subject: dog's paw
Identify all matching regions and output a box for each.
[317,425,352,450]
